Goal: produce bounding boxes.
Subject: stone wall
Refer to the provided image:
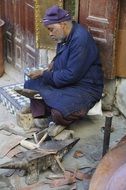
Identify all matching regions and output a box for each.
[115,79,126,118]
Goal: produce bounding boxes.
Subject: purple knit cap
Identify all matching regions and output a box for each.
[43,5,71,26]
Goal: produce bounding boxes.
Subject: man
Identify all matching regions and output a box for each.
[17,5,103,127]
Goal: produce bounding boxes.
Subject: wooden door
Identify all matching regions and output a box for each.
[14,0,39,70]
[3,0,14,64]
[3,0,38,71]
[79,0,119,79]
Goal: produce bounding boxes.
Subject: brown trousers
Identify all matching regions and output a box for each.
[30,99,88,126]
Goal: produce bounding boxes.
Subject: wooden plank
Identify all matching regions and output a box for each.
[115,0,126,77]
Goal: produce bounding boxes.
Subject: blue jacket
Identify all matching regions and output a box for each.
[25,22,104,117]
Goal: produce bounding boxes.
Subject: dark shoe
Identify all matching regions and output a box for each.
[20,104,31,114]
[14,87,42,99]
[34,117,52,129]
[34,116,52,129]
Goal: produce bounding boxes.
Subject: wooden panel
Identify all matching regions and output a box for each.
[24,0,39,68]
[25,51,36,68]
[24,0,35,49]
[64,0,79,21]
[14,0,37,70]
[2,0,38,70]
[14,0,25,34]
[79,0,119,79]
[34,0,63,49]
[4,0,14,64]
[0,2,3,18]
[14,0,24,69]
[0,19,5,76]
[4,0,14,25]
[6,32,14,63]
[15,43,22,69]
[116,0,126,77]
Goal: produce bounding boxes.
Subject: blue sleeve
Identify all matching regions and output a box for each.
[42,70,56,86]
[43,36,98,88]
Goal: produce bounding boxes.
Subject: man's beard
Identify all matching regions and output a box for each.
[57,37,65,43]
[51,31,65,43]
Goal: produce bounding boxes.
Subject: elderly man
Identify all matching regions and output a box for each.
[17,5,103,127]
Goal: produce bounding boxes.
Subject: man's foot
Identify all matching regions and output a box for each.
[20,104,31,114]
[34,117,51,129]
[14,87,42,99]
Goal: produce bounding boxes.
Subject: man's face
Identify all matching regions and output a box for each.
[46,23,66,43]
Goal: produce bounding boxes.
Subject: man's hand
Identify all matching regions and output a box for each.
[27,69,44,79]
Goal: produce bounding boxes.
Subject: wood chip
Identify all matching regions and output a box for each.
[73,150,85,158]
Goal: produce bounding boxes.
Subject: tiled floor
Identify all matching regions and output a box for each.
[0,83,29,115]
